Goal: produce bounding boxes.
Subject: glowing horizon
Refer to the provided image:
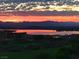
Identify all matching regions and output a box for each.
[0,15,79,22]
[0,15,79,34]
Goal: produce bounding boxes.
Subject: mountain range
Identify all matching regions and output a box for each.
[0,21,79,31]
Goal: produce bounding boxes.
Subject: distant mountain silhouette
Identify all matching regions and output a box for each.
[0,21,79,31]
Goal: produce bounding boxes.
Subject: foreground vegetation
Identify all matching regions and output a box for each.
[0,34,79,59]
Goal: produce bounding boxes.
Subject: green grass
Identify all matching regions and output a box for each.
[0,48,59,59]
[15,41,48,46]
[0,39,77,59]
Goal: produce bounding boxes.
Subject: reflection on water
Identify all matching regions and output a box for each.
[0,29,79,35]
[16,30,56,35]
[15,30,79,35]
